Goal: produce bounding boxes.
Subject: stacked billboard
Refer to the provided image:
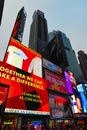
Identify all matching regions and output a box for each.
[43,58,73,119]
[1,38,50,115]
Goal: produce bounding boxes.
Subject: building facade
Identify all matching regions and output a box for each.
[78,50,87,81]
[0,0,5,25]
[29,10,48,54]
[48,30,85,84]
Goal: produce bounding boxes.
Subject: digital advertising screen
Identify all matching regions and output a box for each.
[75,95,83,113]
[45,70,67,94]
[68,71,77,87]
[0,61,50,115]
[64,71,73,94]
[69,95,78,114]
[77,84,87,113]
[43,58,63,76]
[49,94,72,119]
[32,121,42,130]
[4,38,42,77]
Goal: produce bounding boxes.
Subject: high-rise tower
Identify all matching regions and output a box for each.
[78,50,87,81]
[48,30,85,84]
[11,7,27,42]
[0,0,5,25]
[29,10,48,54]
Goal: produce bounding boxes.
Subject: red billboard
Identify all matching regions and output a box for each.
[0,61,50,115]
[49,94,72,118]
[45,70,67,94]
[4,38,42,77]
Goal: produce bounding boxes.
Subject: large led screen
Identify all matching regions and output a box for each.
[68,71,77,87]
[70,95,78,114]
[77,84,87,113]
[0,61,50,115]
[75,95,83,113]
[4,38,42,77]
[49,94,72,119]
[45,70,67,94]
[43,58,63,76]
[64,71,73,94]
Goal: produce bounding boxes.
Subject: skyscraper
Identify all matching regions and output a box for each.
[29,10,48,54]
[0,0,5,25]
[3,7,27,62]
[42,32,68,67]
[48,30,85,84]
[78,50,87,81]
[11,7,27,42]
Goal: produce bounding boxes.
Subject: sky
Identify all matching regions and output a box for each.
[0,0,87,61]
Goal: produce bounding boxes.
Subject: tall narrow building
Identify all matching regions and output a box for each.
[3,7,27,62]
[29,10,48,54]
[48,30,85,84]
[11,7,27,42]
[78,50,87,81]
[0,0,5,25]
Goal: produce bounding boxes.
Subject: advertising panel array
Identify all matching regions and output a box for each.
[49,94,72,119]
[0,61,50,115]
[45,70,67,94]
[4,38,42,77]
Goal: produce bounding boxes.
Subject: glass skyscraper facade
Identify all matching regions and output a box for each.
[29,10,48,54]
[78,51,87,81]
[48,30,85,84]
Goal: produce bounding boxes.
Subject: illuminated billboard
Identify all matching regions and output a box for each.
[0,61,50,115]
[77,84,87,113]
[70,95,78,114]
[43,58,63,76]
[4,38,42,77]
[64,71,73,94]
[45,70,67,94]
[49,94,72,119]
[68,71,77,87]
[75,95,83,113]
